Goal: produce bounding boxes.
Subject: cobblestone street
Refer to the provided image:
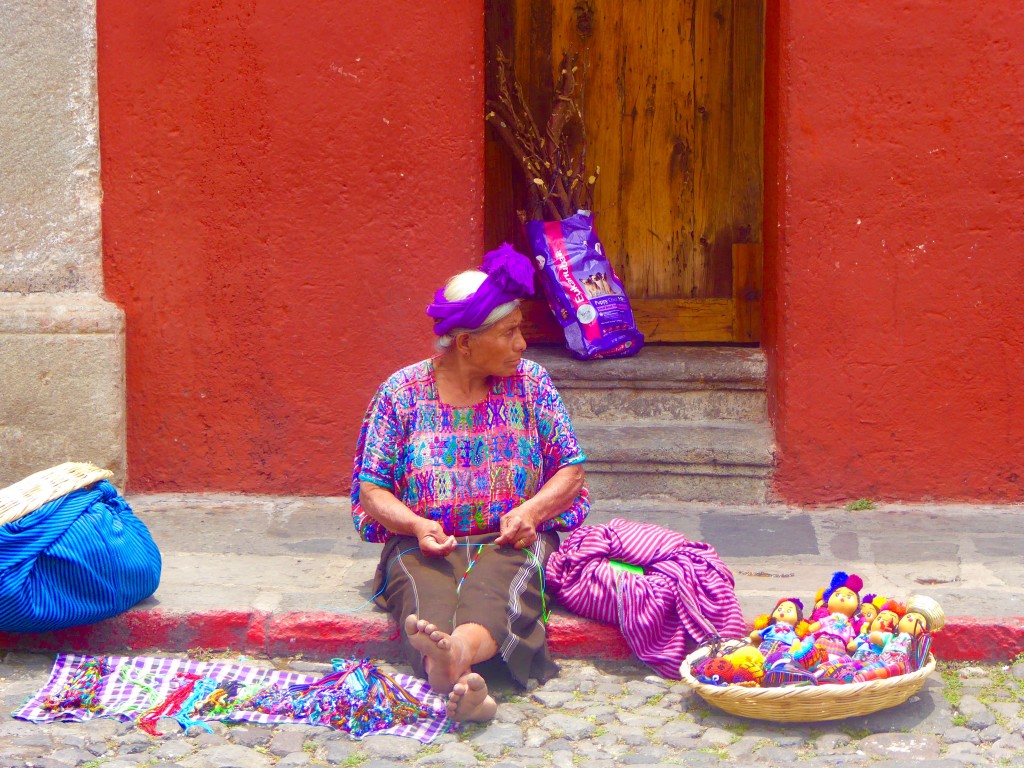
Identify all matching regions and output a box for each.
[1,652,1022,768]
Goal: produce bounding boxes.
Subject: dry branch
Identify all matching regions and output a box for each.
[486,50,597,221]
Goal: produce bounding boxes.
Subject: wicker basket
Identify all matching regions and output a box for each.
[0,462,114,527]
[680,641,936,722]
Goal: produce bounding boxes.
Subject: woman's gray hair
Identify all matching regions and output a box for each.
[436,270,520,350]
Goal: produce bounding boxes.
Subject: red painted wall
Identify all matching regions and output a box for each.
[100,1,1024,502]
[765,2,1024,502]
[99,1,484,492]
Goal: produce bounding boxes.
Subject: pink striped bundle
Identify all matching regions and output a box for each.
[545,519,746,678]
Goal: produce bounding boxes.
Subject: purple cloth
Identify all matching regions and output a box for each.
[425,243,535,336]
[545,519,746,679]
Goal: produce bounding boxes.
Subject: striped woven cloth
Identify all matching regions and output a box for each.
[545,519,746,679]
[0,481,160,632]
[14,654,451,743]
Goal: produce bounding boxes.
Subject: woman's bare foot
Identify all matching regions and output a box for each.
[446,672,497,722]
[404,614,466,693]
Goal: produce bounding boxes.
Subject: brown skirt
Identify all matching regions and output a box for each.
[373,531,560,688]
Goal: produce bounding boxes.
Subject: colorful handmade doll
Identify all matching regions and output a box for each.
[748,598,809,658]
[847,602,905,663]
[696,657,744,686]
[760,649,818,687]
[853,594,886,634]
[723,646,766,686]
[803,571,863,662]
[694,644,766,687]
[852,595,944,682]
[849,600,904,659]
[790,639,828,671]
[809,587,830,622]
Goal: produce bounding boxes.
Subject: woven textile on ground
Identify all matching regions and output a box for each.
[14,654,451,743]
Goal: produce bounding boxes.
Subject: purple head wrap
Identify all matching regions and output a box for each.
[425,243,535,336]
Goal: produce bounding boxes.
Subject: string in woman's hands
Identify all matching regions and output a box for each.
[495,506,539,550]
[415,519,456,557]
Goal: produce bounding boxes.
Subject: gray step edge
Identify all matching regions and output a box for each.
[526,345,766,389]
[574,420,776,468]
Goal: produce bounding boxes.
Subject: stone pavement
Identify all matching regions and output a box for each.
[1,650,1023,767]
[1,495,1021,663]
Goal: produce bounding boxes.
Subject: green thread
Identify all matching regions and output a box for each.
[105,663,161,717]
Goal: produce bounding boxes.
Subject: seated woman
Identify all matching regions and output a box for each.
[350,244,589,722]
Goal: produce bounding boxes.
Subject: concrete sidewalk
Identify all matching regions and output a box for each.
[1,496,1022,663]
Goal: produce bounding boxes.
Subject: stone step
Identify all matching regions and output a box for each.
[527,345,767,423]
[574,419,775,503]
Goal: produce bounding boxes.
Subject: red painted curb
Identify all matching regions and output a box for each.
[546,614,632,660]
[0,609,266,656]
[1,612,1022,665]
[265,612,398,660]
[931,617,1024,663]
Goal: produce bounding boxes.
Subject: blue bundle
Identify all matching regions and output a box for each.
[0,480,161,632]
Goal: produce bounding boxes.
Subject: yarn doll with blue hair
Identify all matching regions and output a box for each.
[787,571,863,679]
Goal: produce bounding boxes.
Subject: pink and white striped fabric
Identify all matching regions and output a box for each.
[545,519,746,678]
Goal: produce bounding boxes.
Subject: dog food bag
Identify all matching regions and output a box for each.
[526,212,644,360]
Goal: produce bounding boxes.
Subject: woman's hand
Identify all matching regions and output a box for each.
[415,518,457,558]
[495,505,540,550]
[495,464,585,550]
[360,484,456,557]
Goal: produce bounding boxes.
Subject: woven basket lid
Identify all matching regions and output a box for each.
[0,462,114,526]
[906,594,946,632]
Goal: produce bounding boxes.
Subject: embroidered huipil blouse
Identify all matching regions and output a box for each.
[351,358,589,542]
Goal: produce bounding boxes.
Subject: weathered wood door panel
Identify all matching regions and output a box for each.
[485,0,764,343]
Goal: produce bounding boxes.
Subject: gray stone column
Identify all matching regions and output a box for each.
[0,1,126,487]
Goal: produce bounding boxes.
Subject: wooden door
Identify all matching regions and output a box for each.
[485,0,764,343]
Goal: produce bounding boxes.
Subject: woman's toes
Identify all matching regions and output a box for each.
[445,685,466,717]
[404,614,421,635]
[446,673,496,722]
[430,631,451,649]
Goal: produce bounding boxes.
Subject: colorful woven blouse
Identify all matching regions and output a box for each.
[351,358,589,543]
